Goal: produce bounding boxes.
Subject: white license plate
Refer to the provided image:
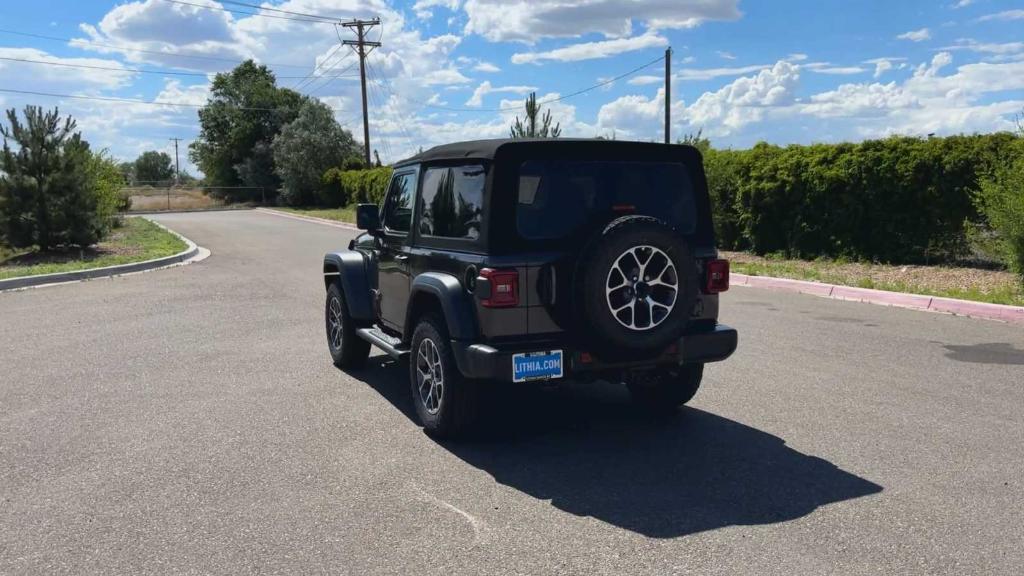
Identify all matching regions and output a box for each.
[512,350,564,383]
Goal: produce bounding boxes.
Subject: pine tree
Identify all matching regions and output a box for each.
[0,106,103,250]
[510,92,562,139]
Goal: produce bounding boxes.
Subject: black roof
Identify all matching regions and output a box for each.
[394,138,687,167]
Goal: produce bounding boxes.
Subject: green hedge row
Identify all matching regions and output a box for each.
[321,166,393,207]
[703,133,1023,264]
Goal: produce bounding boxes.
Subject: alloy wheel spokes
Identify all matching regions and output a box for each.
[329,297,344,349]
[605,245,679,331]
[416,338,444,414]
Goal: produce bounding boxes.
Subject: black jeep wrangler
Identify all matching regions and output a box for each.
[323,139,737,437]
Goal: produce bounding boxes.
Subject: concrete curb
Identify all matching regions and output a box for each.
[733,273,1024,324]
[129,206,254,215]
[0,217,207,292]
[256,208,359,230]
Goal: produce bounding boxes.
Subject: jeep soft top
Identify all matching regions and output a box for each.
[323,138,737,437]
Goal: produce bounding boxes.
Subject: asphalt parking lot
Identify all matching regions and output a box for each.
[2,210,1023,575]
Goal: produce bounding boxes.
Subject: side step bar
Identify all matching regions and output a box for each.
[356,327,409,360]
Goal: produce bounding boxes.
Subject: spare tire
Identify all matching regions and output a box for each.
[575,215,698,353]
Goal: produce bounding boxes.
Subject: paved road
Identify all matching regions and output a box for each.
[2,210,1023,575]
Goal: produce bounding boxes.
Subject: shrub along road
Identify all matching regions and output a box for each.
[1,210,1022,575]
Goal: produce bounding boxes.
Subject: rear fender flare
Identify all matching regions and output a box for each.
[405,272,477,342]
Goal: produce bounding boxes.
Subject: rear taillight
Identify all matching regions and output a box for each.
[705,259,730,293]
[479,268,519,307]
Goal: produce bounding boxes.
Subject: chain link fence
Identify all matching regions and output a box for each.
[121,184,266,212]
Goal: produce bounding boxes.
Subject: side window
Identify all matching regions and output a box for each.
[381,172,415,233]
[418,164,485,240]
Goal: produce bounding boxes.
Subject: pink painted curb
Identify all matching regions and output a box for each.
[733,272,1024,324]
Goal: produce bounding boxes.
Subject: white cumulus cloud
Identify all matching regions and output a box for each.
[512,33,668,64]
[976,9,1024,22]
[898,28,932,42]
[413,0,462,20]
[0,47,136,91]
[463,0,741,43]
[863,57,907,79]
[465,81,536,107]
[473,61,500,72]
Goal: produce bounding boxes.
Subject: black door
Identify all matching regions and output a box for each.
[378,169,418,331]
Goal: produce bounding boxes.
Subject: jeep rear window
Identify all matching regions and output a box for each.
[516,160,696,240]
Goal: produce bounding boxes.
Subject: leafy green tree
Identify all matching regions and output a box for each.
[973,122,1024,278]
[342,156,367,171]
[0,106,112,249]
[189,60,307,202]
[172,170,197,186]
[272,100,361,206]
[118,161,136,185]
[510,92,561,139]
[679,128,710,153]
[133,150,175,183]
[87,150,129,226]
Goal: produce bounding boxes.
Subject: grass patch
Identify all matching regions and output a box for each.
[275,206,356,224]
[725,251,1024,306]
[0,217,187,281]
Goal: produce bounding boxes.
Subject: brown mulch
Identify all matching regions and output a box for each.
[0,230,140,268]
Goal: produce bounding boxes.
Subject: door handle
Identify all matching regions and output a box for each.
[395,254,409,262]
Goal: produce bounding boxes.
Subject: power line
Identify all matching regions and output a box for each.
[364,71,393,163]
[160,0,338,25]
[301,23,361,94]
[292,42,346,91]
[0,55,352,80]
[366,59,415,146]
[363,20,415,147]
[307,58,359,95]
[0,28,311,70]
[217,0,342,22]
[0,87,350,112]
[421,54,667,113]
[291,43,341,90]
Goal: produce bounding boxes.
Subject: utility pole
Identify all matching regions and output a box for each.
[169,137,183,211]
[169,138,182,184]
[664,47,672,144]
[342,18,381,167]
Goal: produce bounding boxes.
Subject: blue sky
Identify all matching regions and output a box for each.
[1,0,1022,173]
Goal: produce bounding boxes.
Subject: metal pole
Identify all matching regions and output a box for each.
[664,47,671,144]
[169,137,182,211]
[357,24,371,166]
[342,18,380,167]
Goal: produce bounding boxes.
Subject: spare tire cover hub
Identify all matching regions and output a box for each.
[605,245,678,330]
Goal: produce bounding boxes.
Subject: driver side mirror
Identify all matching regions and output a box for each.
[356,203,381,232]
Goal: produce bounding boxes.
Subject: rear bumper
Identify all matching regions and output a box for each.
[451,324,738,382]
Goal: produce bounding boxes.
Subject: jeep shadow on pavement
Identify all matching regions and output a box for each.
[323,138,738,438]
[351,356,883,539]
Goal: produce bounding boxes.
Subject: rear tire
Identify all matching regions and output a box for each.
[410,315,478,438]
[326,283,370,369]
[628,364,703,412]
